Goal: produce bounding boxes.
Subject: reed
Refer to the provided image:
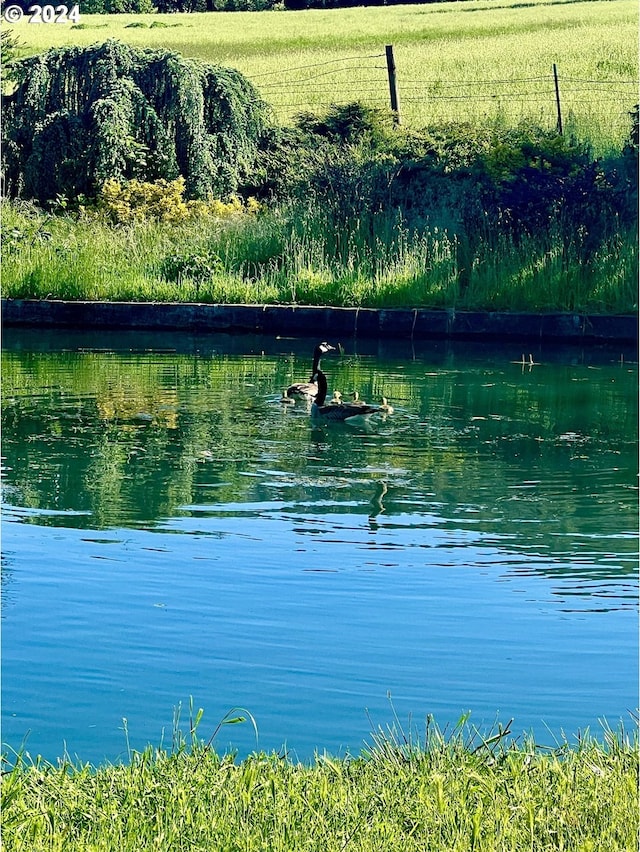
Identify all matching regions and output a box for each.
[2,708,637,851]
[2,199,636,313]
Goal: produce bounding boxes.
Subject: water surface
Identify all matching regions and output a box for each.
[2,330,637,764]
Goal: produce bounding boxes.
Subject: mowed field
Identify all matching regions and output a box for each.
[8,0,639,149]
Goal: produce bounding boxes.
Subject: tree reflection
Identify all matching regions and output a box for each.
[1,336,637,592]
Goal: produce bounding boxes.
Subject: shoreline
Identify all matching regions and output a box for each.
[2,299,637,343]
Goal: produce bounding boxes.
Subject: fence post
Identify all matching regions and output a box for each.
[553,63,563,134]
[385,45,401,125]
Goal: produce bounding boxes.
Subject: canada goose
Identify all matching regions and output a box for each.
[329,391,343,405]
[286,342,336,399]
[280,389,296,405]
[311,369,381,422]
[379,397,394,414]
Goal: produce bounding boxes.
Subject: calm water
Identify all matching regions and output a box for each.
[1,329,638,765]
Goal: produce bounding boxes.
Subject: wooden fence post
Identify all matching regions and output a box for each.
[553,63,563,134]
[385,45,401,125]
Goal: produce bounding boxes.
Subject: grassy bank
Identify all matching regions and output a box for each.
[6,0,638,153]
[2,718,637,851]
[3,2,637,314]
[2,194,637,314]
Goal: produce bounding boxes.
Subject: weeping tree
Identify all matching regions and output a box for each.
[1,40,269,204]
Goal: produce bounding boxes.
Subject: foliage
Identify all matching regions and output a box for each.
[95,176,260,224]
[2,188,637,313]
[0,29,23,85]
[2,0,156,10]
[153,0,279,10]
[1,712,637,851]
[624,104,639,157]
[244,104,638,305]
[1,40,269,205]
[1,33,637,314]
[159,250,223,287]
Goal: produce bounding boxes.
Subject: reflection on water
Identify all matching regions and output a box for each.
[1,329,638,763]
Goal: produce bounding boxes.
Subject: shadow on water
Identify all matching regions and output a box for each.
[4,324,637,364]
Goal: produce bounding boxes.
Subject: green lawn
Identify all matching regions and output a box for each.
[7,0,638,151]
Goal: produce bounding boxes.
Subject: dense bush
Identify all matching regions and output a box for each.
[235,102,639,302]
[96,176,261,223]
[0,30,21,83]
[282,0,450,8]
[125,0,281,9]
[1,39,636,311]
[1,40,269,205]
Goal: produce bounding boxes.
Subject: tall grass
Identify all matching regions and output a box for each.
[6,0,638,153]
[2,708,637,851]
[2,199,636,313]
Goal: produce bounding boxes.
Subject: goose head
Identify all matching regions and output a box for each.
[309,342,336,379]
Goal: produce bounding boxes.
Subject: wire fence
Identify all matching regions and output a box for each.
[247,49,639,143]
[254,52,387,106]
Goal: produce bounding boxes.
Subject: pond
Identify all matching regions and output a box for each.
[1,328,637,766]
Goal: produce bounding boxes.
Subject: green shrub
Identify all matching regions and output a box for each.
[1,40,269,205]
[246,105,638,302]
[159,251,222,285]
[93,176,262,225]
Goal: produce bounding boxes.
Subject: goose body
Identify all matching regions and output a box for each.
[286,342,336,399]
[311,370,381,422]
